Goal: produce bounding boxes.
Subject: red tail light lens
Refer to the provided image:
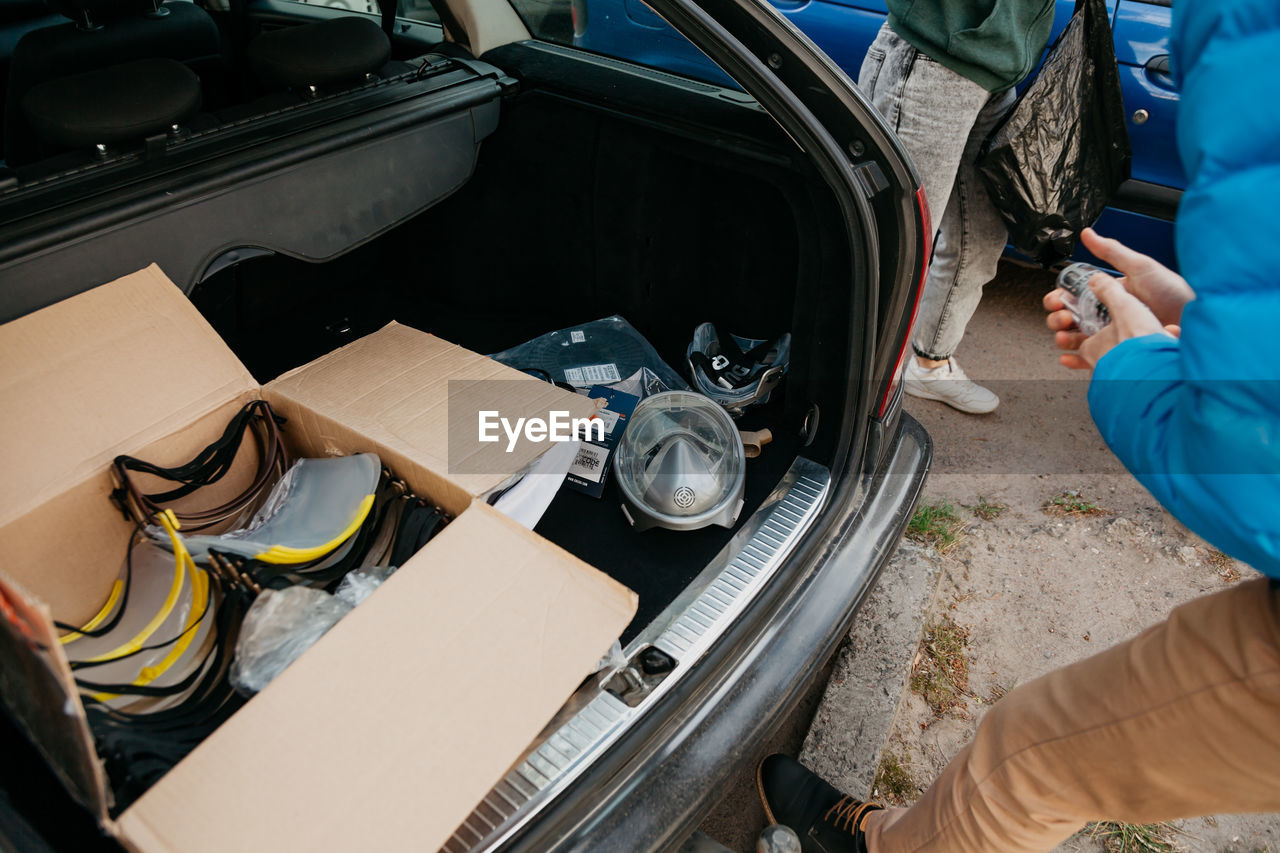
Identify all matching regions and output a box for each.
[876,185,932,418]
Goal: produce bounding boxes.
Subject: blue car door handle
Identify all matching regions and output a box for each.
[1145,54,1176,89]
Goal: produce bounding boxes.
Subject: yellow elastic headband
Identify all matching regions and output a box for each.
[87,512,213,702]
[71,511,188,664]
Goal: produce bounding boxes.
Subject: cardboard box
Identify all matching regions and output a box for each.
[0,265,637,851]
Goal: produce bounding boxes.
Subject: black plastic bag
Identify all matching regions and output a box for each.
[977,0,1131,266]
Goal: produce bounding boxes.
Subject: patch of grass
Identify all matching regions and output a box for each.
[1042,490,1108,517]
[1206,549,1241,582]
[1084,821,1177,852]
[871,752,915,806]
[907,501,967,553]
[910,614,971,716]
[965,495,1006,522]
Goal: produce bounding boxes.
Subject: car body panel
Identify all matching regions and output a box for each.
[1113,0,1182,189]
[1090,204,1177,268]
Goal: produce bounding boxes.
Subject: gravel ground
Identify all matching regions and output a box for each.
[699,262,1280,853]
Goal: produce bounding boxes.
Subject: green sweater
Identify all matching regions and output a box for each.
[886,0,1057,92]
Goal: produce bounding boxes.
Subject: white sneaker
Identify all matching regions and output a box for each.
[902,356,999,414]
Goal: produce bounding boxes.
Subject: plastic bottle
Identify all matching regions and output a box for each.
[1056,262,1112,337]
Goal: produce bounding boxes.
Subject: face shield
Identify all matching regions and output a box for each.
[162,453,381,565]
[64,518,217,709]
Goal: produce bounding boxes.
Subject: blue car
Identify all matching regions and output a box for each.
[572,0,1182,269]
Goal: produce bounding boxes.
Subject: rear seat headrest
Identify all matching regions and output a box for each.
[247,17,392,90]
[22,57,201,149]
[45,0,168,27]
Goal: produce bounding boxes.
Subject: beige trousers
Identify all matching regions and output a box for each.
[864,578,1280,852]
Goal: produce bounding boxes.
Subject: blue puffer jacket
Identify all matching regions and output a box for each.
[1087,0,1280,580]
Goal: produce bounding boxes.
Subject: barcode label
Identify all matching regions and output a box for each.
[568,443,610,484]
[563,363,622,385]
[570,330,586,343]
[593,409,621,434]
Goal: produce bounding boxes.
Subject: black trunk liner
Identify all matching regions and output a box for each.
[535,410,800,645]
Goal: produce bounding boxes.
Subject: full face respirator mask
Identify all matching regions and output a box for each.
[613,391,745,532]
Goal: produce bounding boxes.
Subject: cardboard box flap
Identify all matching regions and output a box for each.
[266,323,599,499]
[0,265,256,527]
[116,502,638,853]
[0,573,111,823]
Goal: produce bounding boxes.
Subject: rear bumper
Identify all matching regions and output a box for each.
[504,413,932,852]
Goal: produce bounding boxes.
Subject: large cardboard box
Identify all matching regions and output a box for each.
[0,265,638,851]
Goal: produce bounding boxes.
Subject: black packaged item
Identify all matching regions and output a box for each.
[977,0,1131,266]
[489,316,689,400]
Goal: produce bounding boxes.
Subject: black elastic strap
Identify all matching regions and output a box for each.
[389,501,447,567]
[84,585,252,812]
[114,403,260,502]
[413,508,446,552]
[111,400,287,531]
[389,500,431,568]
[693,325,779,389]
[716,327,778,373]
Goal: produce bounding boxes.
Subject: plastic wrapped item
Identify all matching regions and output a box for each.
[594,639,626,677]
[687,323,790,417]
[229,587,352,695]
[1056,262,1112,336]
[490,316,689,399]
[977,0,1130,266]
[153,453,381,564]
[333,565,397,608]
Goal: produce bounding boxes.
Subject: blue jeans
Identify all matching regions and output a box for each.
[858,25,1016,362]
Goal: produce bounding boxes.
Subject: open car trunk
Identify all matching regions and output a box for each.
[187,46,859,642]
[0,14,916,842]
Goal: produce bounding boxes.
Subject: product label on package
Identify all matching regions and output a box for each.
[593,408,621,433]
[564,363,622,385]
[564,385,639,497]
[568,443,609,485]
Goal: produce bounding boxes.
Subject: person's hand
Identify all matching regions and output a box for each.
[1044,228,1193,368]
[1047,273,1176,370]
[1081,228,1194,326]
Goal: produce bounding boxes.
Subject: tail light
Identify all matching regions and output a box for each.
[875,185,931,418]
